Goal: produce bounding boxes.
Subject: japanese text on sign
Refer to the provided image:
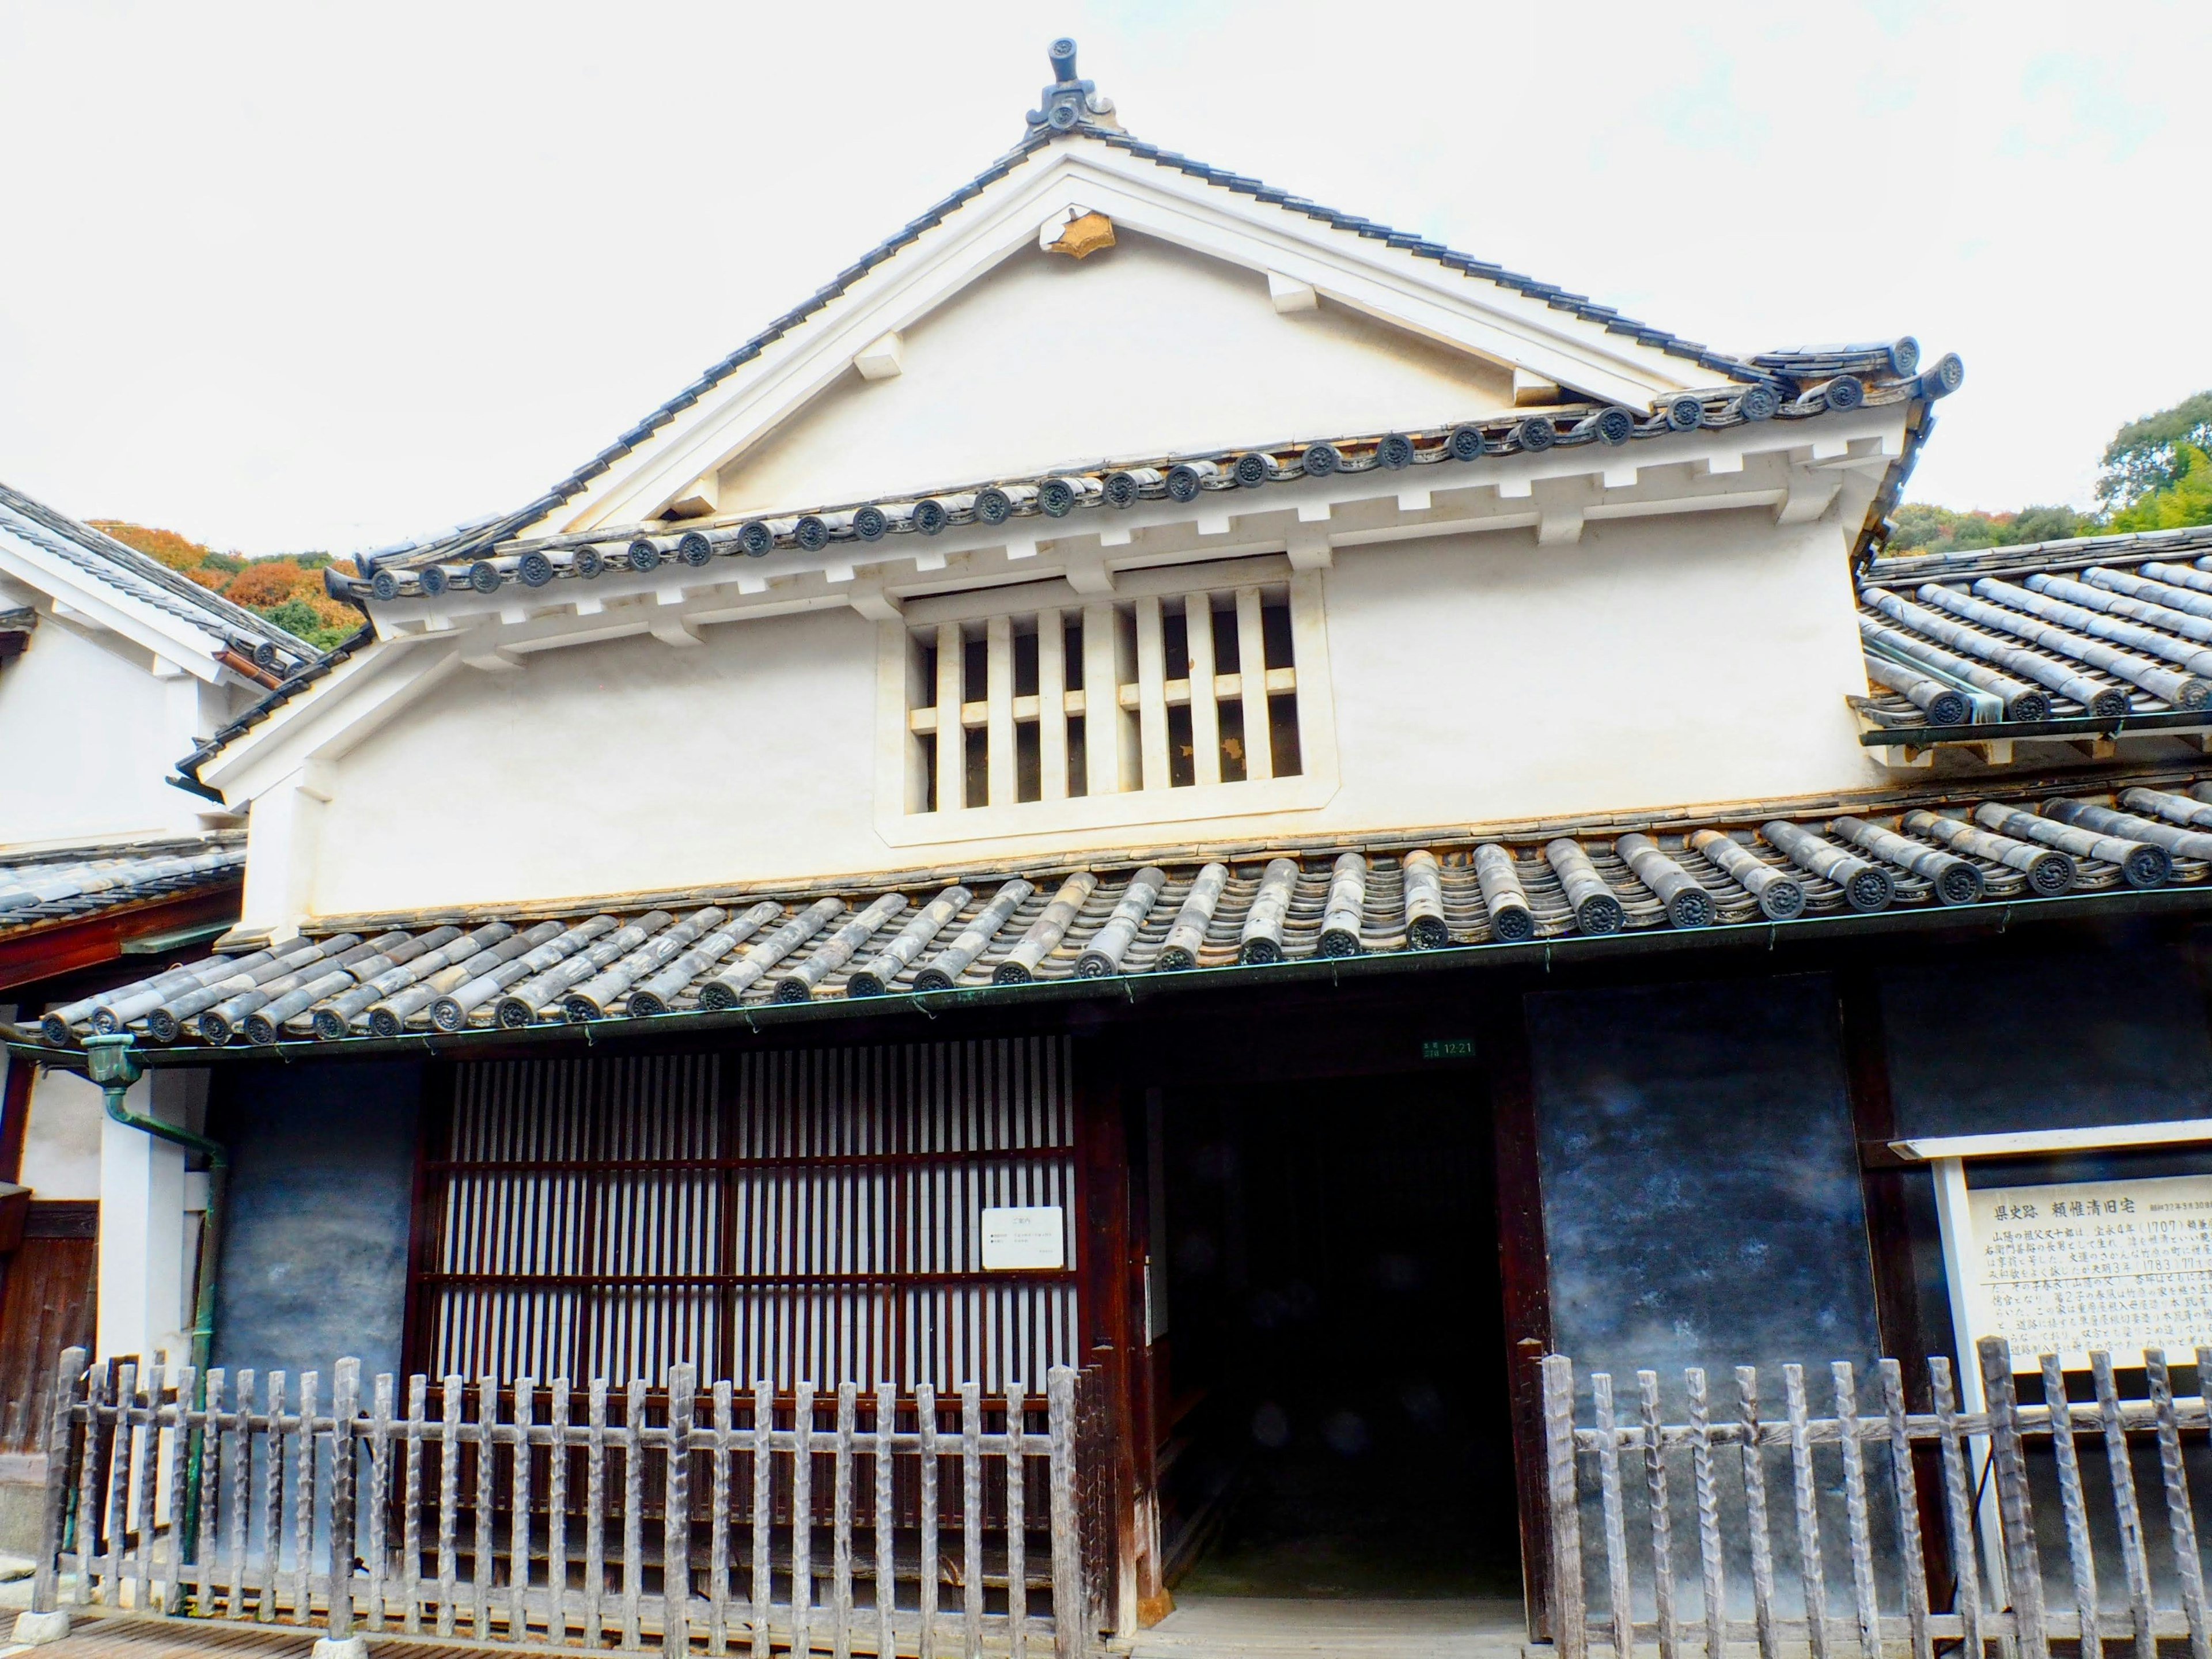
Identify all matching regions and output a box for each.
[1968,1173,2212,1368]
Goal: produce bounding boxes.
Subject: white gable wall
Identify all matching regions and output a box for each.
[715,233,1517,517]
[301,505,1884,921]
[0,582,238,844]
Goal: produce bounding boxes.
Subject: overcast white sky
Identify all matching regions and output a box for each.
[2,1,2203,555]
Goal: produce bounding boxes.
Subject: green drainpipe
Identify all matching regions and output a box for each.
[84,1033,226,1579]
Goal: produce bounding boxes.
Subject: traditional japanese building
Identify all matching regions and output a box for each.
[15,41,2212,1654]
[0,482,315,1548]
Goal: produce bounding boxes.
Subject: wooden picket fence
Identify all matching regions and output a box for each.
[1542,1335,2212,1659]
[25,1348,1108,1657]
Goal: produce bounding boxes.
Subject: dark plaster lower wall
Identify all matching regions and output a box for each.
[1528,973,1880,1392]
[1881,926,2212,1139]
[208,1062,423,1381]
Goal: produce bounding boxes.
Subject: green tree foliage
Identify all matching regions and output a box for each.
[1885,502,2097,556]
[1888,391,2212,554]
[2097,392,2212,510]
[2108,444,2212,533]
[90,520,359,652]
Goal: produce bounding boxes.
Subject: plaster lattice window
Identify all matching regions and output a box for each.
[876,567,1336,843]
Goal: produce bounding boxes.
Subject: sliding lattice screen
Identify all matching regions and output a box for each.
[415,1039,1080,1394]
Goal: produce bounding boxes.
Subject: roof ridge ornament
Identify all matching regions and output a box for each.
[1025,37,1115,132]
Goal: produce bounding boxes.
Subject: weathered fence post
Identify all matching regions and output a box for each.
[1540,1355,1585,1659]
[13,1346,86,1644]
[1977,1337,2048,1659]
[317,1359,364,1659]
[2145,1349,2209,1659]
[664,1365,694,1656]
[1048,1369,1085,1659]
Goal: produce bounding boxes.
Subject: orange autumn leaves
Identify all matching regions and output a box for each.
[92,521,359,652]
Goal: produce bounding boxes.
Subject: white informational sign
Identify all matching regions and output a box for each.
[1965,1174,2212,1367]
[980,1206,1066,1271]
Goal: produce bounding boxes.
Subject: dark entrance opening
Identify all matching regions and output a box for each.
[1153,1070,1520,1602]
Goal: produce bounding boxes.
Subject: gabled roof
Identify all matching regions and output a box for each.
[359,40,1950,579]
[0,831,245,995]
[0,481,320,684]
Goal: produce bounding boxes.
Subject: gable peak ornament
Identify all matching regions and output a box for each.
[1025,37,1116,132]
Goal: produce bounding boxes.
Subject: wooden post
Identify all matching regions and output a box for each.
[1637,1371,1678,1659]
[1539,1356,1585,1659]
[621,1378,646,1650]
[328,1359,359,1641]
[1592,1373,1632,1659]
[548,1378,572,1645]
[366,1372,392,1632]
[833,1381,855,1659]
[1928,1359,1982,1659]
[510,1375,536,1643]
[26,1345,85,1618]
[401,1374,425,1635]
[918,1382,940,1659]
[1978,1338,2049,1659]
[792,1381,815,1659]
[2143,1349,2207,1659]
[987,615,1017,806]
[294,1369,318,1623]
[1736,1367,1779,1659]
[472,1375,495,1639]
[961,1382,983,1659]
[935,623,965,813]
[1685,1370,1728,1659]
[2040,1355,2099,1654]
[435,1375,461,1638]
[1048,1370,1083,1659]
[875,1383,897,1659]
[749,1380,772,1659]
[1830,1364,1881,1659]
[709,1381,732,1657]
[2092,1351,2155,1659]
[586,1379,608,1647]
[1487,994,1557,1638]
[664,1365,694,1656]
[1006,1385,1027,1659]
[1233,588,1272,781]
[1184,594,1221,786]
[1781,1365,1830,1659]
[1878,1361,1933,1659]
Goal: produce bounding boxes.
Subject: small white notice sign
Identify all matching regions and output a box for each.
[980,1206,1066,1271]
[1967,1173,2212,1366]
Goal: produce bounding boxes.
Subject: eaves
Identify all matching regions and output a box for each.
[15,877,2209,1073]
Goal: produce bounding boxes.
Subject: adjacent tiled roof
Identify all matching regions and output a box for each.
[0,835,246,943]
[364,47,1946,574]
[1854,535,2212,734]
[0,482,319,678]
[337,357,1948,603]
[35,777,2212,1053]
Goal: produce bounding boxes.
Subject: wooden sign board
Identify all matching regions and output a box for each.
[1963,1173,2212,1368]
[980,1205,1066,1271]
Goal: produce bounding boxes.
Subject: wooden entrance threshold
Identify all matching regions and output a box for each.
[1121,1596,1528,1659]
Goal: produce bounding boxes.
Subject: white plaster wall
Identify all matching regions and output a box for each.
[1320,507,1888,826]
[304,503,1885,918]
[0,590,232,844]
[16,1070,105,1200]
[715,232,1517,517]
[315,604,885,915]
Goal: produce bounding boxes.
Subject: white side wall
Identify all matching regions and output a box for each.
[16,1069,105,1201]
[0,578,241,844]
[306,503,1885,918]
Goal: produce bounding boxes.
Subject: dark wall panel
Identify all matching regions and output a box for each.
[1881,933,2212,1140]
[209,1062,423,1381]
[1529,974,1880,1387]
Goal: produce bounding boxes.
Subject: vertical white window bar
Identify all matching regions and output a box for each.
[1234,587,1273,782]
[934,621,964,812]
[1185,594,1221,786]
[1081,601,1123,795]
[986,615,1016,806]
[1037,606,1068,802]
[1134,596,1170,792]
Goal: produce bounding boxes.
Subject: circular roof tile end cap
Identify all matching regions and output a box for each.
[1758,878,1807,923]
[1823,375,1865,413]
[1664,393,1707,431]
[624,540,661,574]
[676,532,714,567]
[1593,407,1637,446]
[852,505,889,541]
[1738,384,1781,422]
[1919,354,1965,399]
[418,565,449,597]
[1375,433,1415,469]
[1038,478,1079,517]
[1301,442,1340,478]
[1887,336,1922,378]
[370,569,403,603]
[1232,452,1279,488]
[518,550,556,587]
[974,488,1014,526]
[913,499,950,536]
[738,520,776,556]
[1447,424,1487,463]
[1513,416,1556,454]
[467,560,504,593]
